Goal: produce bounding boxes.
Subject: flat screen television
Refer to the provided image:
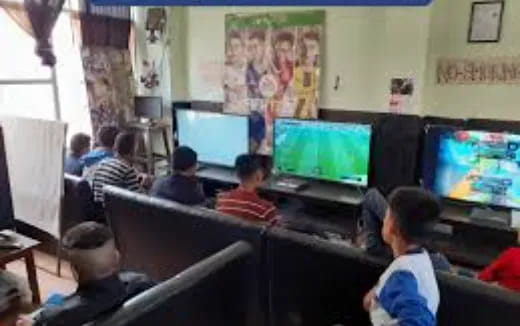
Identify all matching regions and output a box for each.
[423,125,520,210]
[273,118,372,187]
[134,96,163,120]
[176,109,249,167]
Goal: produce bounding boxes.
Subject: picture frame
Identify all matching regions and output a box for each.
[468,1,505,43]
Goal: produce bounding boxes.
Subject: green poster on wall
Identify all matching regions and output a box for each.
[223,10,325,154]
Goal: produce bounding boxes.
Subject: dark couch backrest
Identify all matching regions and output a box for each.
[103,186,267,326]
[62,174,97,233]
[266,227,386,326]
[104,186,265,279]
[266,227,520,326]
[437,272,520,325]
[90,241,255,326]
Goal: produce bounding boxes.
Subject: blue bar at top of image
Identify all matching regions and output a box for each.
[91,0,432,6]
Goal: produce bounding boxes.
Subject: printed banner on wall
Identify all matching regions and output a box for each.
[224,10,325,154]
[437,57,520,85]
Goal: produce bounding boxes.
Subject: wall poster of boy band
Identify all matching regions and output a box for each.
[224,10,325,154]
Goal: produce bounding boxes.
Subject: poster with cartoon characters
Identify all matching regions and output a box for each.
[224,11,324,154]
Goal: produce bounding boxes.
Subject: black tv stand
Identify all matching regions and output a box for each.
[469,206,511,227]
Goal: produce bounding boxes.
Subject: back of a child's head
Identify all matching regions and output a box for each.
[70,133,91,157]
[387,187,441,243]
[97,125,120,148]
[173,146,197,172]
[235,154,262,182]
[63,222,119,281]
[114,132,136,157]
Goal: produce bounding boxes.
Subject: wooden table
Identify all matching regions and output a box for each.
[0,231,41,304]
[126,121,172,175]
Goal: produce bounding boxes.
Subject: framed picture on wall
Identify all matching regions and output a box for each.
[468,1,505,43]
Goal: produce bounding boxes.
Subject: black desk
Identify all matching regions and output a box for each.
[442,204,516,233]
[196,165,364,207]
[197,165,520,268]
[434,204,520,268]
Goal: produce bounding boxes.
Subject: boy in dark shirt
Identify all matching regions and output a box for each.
[150,146,206,205]
[64,133,91,176]
[20,222,154,326]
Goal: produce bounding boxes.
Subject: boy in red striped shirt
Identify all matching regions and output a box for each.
[217,154,278,223]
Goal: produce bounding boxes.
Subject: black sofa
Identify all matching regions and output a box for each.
[103,186,520,326]
[90,241,255,326]
[266,226,520,326]
[103,186,267,326]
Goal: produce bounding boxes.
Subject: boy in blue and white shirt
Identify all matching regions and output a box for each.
[363,187,440,326]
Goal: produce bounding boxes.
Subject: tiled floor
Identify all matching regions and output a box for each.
[6,250,77,302]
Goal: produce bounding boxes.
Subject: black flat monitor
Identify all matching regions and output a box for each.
[423,125,520,210]
[134,96,163,120]
[273,118,372,187]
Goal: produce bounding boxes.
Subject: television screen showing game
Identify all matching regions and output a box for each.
[274,119,372,186]
[423,126,520,209]
[176,109,249,167]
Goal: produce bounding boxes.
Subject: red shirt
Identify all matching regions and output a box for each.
[479,247,520,293]
[216,188,277,223]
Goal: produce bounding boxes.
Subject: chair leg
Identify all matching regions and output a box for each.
[162,127,172,174]
[56,238,62,277]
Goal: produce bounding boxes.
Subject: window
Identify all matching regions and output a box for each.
[0,5,91,141]
[0,9,55,120]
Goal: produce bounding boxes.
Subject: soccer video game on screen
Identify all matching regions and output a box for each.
[274,119,371,186]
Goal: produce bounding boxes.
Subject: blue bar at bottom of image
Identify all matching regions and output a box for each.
[91,0,433,6]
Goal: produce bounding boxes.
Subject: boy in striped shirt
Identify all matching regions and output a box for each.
[217,154,277,223]
[363,187,440,326]
[92,132,147,205]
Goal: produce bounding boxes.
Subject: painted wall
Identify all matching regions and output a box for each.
[171,6,432,113]
[170,3,520,120]
[170,7,190,100]
[424,0,520,120]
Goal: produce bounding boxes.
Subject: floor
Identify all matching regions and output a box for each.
[6,250,77,302]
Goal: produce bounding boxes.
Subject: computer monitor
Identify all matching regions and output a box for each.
[273,118,372,186]
[176,109,249,167]
[423,125,520,210]
[134,96,163,120]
